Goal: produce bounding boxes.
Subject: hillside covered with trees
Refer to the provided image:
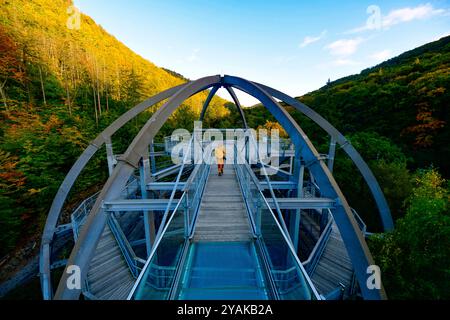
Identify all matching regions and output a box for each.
[0,0,232,260]
[242,36,450,299]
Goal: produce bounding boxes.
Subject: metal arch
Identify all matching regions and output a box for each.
[224,86,248,129]
[198,85,248,129]
[53,76,221,300]
[47,74,391,300]
[254,82,394,232]
[221,75,387,300]
[199,85,220,121]
[39,83,187,300]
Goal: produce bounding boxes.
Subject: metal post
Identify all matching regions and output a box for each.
[289,144,294,174]
[328,137,336,173]
[292,155,304,253]
[184,195,189,238]
[105,137,115,176]
[140,157,155,257]
[149,140,157,175]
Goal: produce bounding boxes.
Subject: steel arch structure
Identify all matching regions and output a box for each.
[40,75,392,300]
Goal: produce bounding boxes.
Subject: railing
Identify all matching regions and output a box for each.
[351,208,367,235]
[303,181,321,198]
[127,137,211,300]
[71,176,139,237]
[184,152,211,235]
[108,214,146,278]
[302,210,333,275]
[71,192,100,241]
[323,283,345,300]
[127,191,188,300]
[234,136,320,300]
[70,176,141,298]
[238,132,292,238]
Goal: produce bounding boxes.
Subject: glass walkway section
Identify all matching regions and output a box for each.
[128,158,319,300]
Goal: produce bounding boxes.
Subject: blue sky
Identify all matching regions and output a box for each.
[74,0,450,106]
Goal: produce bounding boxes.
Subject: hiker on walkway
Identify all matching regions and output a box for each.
[215,143,226,176]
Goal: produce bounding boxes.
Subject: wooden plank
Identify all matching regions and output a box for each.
[86,224,135,299]
[193,165,253,242]
[311,221,354,299]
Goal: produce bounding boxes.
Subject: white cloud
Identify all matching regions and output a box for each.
[325,37,364,56]
[383,3,446,28]
[347,3,448,33]
[370,49,393,61]
[299,30,327,48]
[187,48,200,62]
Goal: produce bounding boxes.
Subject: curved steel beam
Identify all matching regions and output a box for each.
[199,85,248,129]
[54,76,221,300]
[254,82,393,231]
[224,86,248,129]
[39,83,187,300]
[199,85,220,121]
[222,75,387,300]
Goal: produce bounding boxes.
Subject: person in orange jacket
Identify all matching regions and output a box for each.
[215,143,226,176]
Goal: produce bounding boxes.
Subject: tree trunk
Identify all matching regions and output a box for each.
[95,62,101,116]
[106,86,109,112]
[93,85,98,126]
[0,79,8,110]
[66,86,71,115]
[38,66,47,106]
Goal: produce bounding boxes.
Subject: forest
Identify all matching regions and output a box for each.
[241,35,450,299]
[0,0,231,264]
[0,0,448,300]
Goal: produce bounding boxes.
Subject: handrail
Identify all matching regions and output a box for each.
[241,171,321,299]
[239,132,292,242]
[127,137,211,300]
[234,138,320,300]
[71,192,100,241]
[157,136,195,236]
[183,163,201,191]
[108,214,146,278]
[351,208,367,235]
[127,191,187,300]
[302,211,333,274]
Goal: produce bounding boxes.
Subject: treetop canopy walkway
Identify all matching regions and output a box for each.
[39,75,393,301]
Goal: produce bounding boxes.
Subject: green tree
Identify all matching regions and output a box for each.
[369,168,450,299]
[333,132,413,228]
[0,150,25,256]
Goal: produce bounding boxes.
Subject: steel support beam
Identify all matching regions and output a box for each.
[147,182,186,191]
[266,197,334,210]
[103,199,182,212]
[328,137,336,173]
[139,157,155,257]
[105,137,115,176]
[199,85,220,121]
[151,164,184,180]
[259,181,297,190]
[224,86,248,129]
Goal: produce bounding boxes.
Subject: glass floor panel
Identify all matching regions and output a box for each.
[177,242,269,300]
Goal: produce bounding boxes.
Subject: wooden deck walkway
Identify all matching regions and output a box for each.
[193,165,253,242]
[310,221,354,298]
[85,224,135,300]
